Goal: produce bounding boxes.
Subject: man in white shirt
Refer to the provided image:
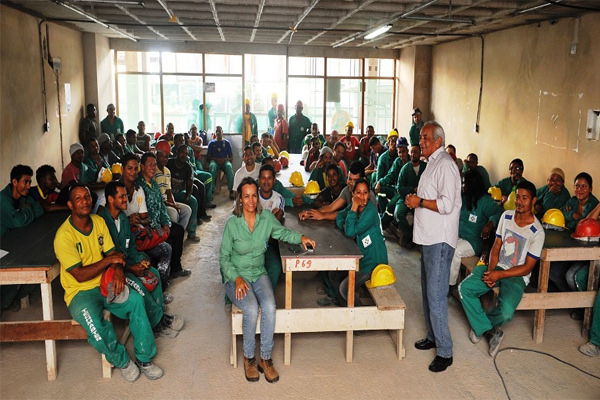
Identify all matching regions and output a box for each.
[232,146,260,193]
[258,164,286,288]
[405,121,461,373]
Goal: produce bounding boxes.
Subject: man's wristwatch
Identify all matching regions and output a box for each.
[418,198,424,208]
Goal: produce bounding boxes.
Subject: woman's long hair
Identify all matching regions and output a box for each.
[232,177,263,217]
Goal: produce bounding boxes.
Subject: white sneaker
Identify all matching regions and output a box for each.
[579,341,600,357]
[469,328,481,344]
[121,359,140,382]
[135,359,164,380]
[164,313,184,331]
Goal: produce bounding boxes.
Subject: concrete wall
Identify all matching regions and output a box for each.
[1,5,84,186]
[397,46,431,139]
[431,14,600,190]
[83,33,115,118]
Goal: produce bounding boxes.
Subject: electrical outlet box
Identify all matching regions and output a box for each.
[586,109,600,141]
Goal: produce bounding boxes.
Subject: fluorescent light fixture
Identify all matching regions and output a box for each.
[72,0,145,5]
[364,24,392,40]
[55,1,137,41]
[515,2,554,15]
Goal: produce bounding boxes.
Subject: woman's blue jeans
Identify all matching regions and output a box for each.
[225,274,276,360]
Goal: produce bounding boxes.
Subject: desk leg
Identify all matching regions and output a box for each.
[346,270,355,363]
[284,271,292,365]
[583,260,599,337]
[533,259,550,344]
[41,281,57,380]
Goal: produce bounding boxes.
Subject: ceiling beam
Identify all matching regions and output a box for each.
[277,0,320,44]
[208,0,225,41]
[250,0,266,42]
[114,4,168,39]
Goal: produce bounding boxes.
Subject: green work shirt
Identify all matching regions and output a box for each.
[375,150,397,184]
[397,161,427,198]
[0,184,44,236]
[267,107,277,130]
[288,114,312,154]
[219,211,302,283]
[136,176,171,229]
[459,194,504,255]
[409,121,424,146]
[97,207,147,267]
[379,154,405,186]
[301,134,326,149]
[535,185,571,215]
[561,194,599,230]
[81,156,109,184]
[309,165,344,190]
[100,116,125,141]
[335,201,388,275]
[496,177,526,197]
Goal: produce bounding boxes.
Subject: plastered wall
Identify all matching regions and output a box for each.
[0,5,84,186]
[431,14,600,192]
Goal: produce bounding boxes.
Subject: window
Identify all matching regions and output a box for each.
[326,58,361,77]
[325,79,361,134]
[162,52,202,74]
[117,51,160,73]
[204,76,243,133]
[205,54,242,75]
[117,74,161,134]
[288,78,324,129]
[288,57,324,76]
[364,79,394,134]
[162,75,204,133]
[365,58,394,77]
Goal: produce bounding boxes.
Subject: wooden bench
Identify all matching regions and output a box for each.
[229,286,406,368]
[458,256,597,311]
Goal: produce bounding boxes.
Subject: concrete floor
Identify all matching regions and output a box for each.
[1,189,600,400]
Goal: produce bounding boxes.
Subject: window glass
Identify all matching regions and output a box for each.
[288,77,324,131]
[244,54,286,133]
[204,76,243,135]
[325,79,361,134]
[162,75,204,133]
[326,58,361,77]
[288,57,324,76]
[116,51,160,73]
[364,79,394,135]
[205,54,242,74]
[162,52,202,74]
[117,74,161,134]
[365,58,394,77]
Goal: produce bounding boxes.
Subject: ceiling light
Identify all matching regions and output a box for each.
[332,36,356,48]
[364,25,392,40]
[72,0,145,5]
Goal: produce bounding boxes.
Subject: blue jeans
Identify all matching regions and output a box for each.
[421,243,454,358]
[225,274,276,360]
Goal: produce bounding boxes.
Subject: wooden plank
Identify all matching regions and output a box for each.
[283,256,359,272]
[533,260,551,343]
[516,291,597,310]
[0,320,88,342]
[367,286,406,311]
[541,246,600,262]
[0,269,52,284]
[232,307,405,334]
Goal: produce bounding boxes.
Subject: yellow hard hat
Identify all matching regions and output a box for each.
[267,146,274,155]
[99,167,113,184]
[304,180,321,197]
[110,163,122,175]
[387,129,399,141]
[345,121,354,128]
[244,98,250,105]
[279,150,290,160]
[365,264,396,289]
[488,186,502,201]
[271,92,278,99]
[503,191,516,210]
[289,171,304,187]
[542,208,566,230]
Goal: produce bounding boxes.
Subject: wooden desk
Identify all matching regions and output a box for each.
[0,211,86,381]
[279,207,362,364]
[528,230,600,343]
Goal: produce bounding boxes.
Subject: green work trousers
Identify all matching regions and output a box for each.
[394,200,413,242]
[264,242,282,289]
[174,191,198,236]
[458,265,526,337]
[591,290,600,346]
[125,266,164,328]
[68,286,157,368]
[195,170,214,202]
[209,160,234,192]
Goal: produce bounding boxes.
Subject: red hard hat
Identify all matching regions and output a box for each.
[571,218,600,242]
[279,156,289,168]
[274,159,282,173]
[155,140,171,156]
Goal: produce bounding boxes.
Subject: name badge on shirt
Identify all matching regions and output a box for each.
[469,213,478,223]
[126,238,130,249]
[362,235,372,248]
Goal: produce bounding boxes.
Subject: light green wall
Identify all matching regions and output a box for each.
[431,14,600,191]
[1,5,84,186]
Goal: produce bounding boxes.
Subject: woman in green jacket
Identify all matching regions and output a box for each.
[219,177,315,383]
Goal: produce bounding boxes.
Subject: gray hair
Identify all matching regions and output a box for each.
[422,121,445,147]
[232,177,263,217]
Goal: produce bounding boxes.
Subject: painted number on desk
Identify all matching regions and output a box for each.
[295,259,312,268]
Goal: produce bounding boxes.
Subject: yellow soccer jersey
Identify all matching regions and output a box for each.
[54,214,115,306]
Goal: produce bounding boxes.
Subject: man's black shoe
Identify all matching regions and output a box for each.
[199,214,212,221]
[206,203,217,209]
[170,268,192,279]
[414,338,436,350]
[428,356,453,372]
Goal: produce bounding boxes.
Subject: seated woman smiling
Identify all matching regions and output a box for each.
[219,177,315,383]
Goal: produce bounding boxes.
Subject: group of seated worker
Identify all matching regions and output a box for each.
[55,183,184,382]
